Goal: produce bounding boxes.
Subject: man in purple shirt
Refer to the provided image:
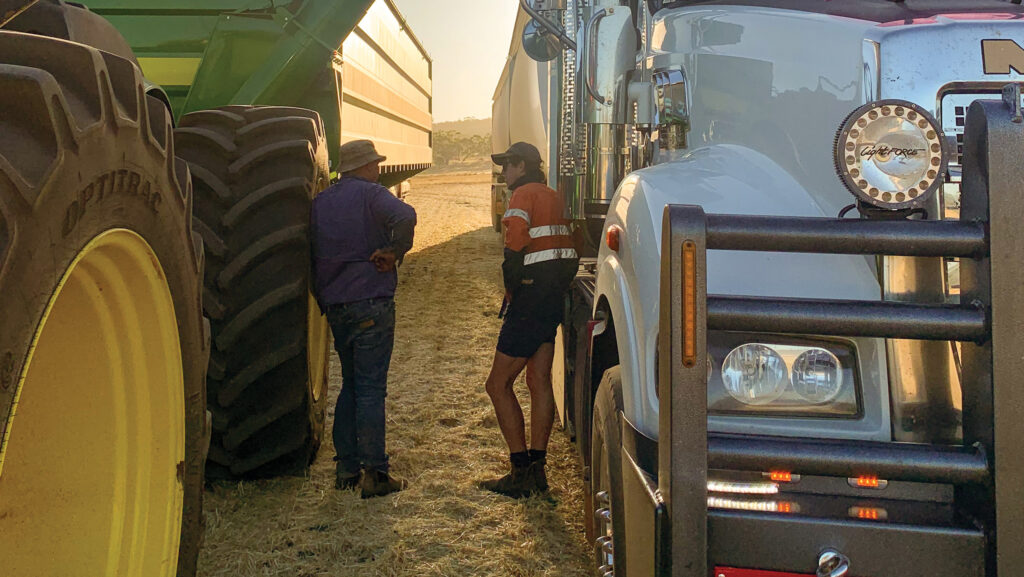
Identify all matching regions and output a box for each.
[311,139,416,498]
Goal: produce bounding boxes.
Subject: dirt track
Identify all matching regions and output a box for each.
[197,172,591,576]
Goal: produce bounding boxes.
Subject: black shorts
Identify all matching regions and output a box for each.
[496,260,577,358]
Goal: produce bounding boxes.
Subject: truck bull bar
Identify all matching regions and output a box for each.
[655,98,1024,576]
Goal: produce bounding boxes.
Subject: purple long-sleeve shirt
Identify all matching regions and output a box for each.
[310,176,416,307]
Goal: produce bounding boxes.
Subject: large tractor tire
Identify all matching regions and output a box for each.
[0,32,207,577]
[175,106,331,478]
[4,0,139,64]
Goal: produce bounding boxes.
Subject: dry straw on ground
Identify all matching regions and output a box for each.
[198,172,591,576]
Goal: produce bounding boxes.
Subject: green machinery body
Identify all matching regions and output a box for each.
[84,0,432,183]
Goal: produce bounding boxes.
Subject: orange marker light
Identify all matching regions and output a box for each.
[849,506,889,521]
[606,225,623,252]
[769,471,792,483]
[682,240,697,367]
[849,475,887,489]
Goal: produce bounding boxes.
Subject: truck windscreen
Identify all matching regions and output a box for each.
[658,0,1024,22]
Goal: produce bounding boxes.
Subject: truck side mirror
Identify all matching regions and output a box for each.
[518,0,576,56]
[522,19,560,62]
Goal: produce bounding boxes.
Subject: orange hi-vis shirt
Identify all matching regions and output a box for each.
[502,182,577,264]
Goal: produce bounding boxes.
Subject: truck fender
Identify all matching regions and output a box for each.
[594,254,644,434]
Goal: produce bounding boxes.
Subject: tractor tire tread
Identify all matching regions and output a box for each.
[175,105,329,478]
[216,224,307,290]
[222,176,308,229]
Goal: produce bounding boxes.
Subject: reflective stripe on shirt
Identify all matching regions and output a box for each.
[528,224,571,239]
[523,247,579,265]
[503,208,531,224]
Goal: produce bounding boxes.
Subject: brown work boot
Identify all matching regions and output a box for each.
[479,464,535,498]
[361,469,407,499]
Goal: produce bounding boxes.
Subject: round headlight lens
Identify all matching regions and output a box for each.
[721,344,788,405]
[791,348,843,404]
[835,99,947,210]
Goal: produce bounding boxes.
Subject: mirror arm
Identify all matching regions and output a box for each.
[519,0,577,51]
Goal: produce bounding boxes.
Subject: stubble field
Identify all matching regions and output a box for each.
[197,172,591,576]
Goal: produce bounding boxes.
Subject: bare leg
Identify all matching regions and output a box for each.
[484,350,529,453]
[525,342,556,451]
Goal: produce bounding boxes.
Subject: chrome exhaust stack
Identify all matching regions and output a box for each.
[577,1,635,230]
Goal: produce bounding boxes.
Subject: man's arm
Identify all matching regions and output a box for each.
[502,204,531,252]
[368,186,417,270]
[389,216,416,262]
[501,189,531,295]
[501,247,525,296]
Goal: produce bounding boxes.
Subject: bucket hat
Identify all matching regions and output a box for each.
[339,139,387,173]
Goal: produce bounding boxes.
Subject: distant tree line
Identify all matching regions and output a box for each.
[433,130,491,167]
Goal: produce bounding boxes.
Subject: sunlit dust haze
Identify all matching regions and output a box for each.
[391,0,519,122]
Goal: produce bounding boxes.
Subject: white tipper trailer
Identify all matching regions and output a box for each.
[495,1,1024,576]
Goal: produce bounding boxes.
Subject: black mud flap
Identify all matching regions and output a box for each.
[622,450,669,576]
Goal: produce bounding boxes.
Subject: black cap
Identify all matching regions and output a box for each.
[491,141,542,166]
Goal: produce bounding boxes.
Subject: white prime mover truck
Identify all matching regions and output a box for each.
[495,1,1024,576]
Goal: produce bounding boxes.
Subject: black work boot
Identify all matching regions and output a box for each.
[361,469,407,499]
[527,449,548,492]
[479,463,535,498]
[527,459,548,493]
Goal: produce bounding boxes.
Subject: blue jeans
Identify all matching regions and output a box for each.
[327,297,396,474]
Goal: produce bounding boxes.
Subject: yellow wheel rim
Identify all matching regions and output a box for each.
[307,292,329,402]
[0,229,185,577]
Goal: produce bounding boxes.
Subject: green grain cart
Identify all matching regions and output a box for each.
[0,1,430,574]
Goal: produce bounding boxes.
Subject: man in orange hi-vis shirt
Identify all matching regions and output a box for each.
[479,142,579,498]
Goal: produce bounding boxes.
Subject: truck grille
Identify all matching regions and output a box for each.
[941,90,1024,166]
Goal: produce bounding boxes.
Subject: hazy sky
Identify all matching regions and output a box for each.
[391,0,520,123]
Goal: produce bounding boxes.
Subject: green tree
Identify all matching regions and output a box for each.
[433,130,461,166]
[432,130,493,166]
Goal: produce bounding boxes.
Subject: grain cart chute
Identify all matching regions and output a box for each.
[501,0,1024,575]
[29,0,430,478]
[0,0,208,575]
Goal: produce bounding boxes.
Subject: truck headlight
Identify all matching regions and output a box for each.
[835,99,947,211]
[791,348,843,404]
[709,333,860,418]
[721,344,788,405]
